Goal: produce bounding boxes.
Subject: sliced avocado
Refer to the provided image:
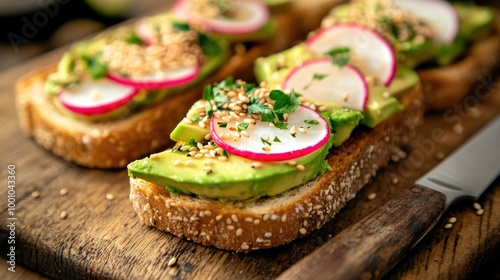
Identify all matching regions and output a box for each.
[361,86,402,128]
[254,43,317,88]
[128,136,332,201]
[387,66,420,98]
[322,108,364,147]
[455,4,495,41]
[170,100,210,142]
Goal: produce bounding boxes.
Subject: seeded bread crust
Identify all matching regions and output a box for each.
[129,84,424,252]
[14,15,296,169]
[418,11,500,111]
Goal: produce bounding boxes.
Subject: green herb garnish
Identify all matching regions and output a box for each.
[304,119,320,125]
[326,47,351,67]
[218,122,228,128]
[237,122,249,131]
[273,136,281,143]
[261,137,272,146]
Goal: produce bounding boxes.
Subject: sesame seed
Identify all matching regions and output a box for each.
[106,193,114,200]
[288,160,297,166]
[183,117,192,124]
[184,160,193,166]
[204,210,212,216]
[473,202,482,210]
[253,219,260,225]
[296,164,305,171]
[236,228,243,236]
[263,214,270,221]
[299,228,307,234]
[231,214,239,222]
[190,216,199,221]
[382,91,390,98]
[205,160,213,166]
[227,225,235,230]
[435,152,445,160]
[251,162,263,169]
[343,92,350,102]
[198,121,206,128]
[241,243,249,250]
[298,127,307,134]
[31,191,40,198]
[448,217,457,224]
[168,256,177,267]
[444,223,453,229]
[195,153,203,159]
[240,131,250,137]
[264,232,272,238]
[226,218,232,224]
[289,125,297,136]
[476,209,484,216]
[216,214,223,221]
[244,217,253,223]
[281,214,287,222]
[218,156,228,162]
[367,193,377,200]
[60,211,68,219]
[453,123,464,135]
[59,188,68,196]
[204,134,211,141]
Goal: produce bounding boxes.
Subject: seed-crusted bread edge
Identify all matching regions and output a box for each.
[129,83,424,252]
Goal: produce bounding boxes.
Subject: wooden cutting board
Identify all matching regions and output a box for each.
[1,3,500,280]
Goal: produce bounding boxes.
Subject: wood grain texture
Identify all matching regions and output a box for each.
[1,1,500,279]
[277,186,446,280]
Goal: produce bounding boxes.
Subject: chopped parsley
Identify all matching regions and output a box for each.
[326,47,351,67]
[237,122,249,131]
[125,31,145,45]
[172,22,191,31]
[304,119,320,125]
[218,122,227,128]
[273,136,281,143]
[81,54,108,79]
[261,137,272,146]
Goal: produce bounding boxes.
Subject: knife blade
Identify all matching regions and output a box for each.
[277,115,500,280]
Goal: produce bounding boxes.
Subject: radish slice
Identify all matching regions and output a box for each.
[283,58,368,111]
[396,0,459,44]
[135,20,153,45]
[173,0,269,34]
[58,78,138,116]
[306,24,396,87]
[211,105,330,162]
[108,65,200,90]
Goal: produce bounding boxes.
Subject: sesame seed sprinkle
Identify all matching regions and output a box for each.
[31,191,40,198]
[168,256,177,267]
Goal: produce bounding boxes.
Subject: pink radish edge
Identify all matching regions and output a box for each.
[107,66,200,90]
[173,0,270,35]
[210,105,331,162]
[306,23,397,87]
[58,88,139,116]
[283,58,369,111]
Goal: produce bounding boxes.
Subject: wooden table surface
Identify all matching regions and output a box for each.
[1,2,500,280]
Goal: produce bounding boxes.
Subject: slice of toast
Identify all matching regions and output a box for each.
[129,83,424,252]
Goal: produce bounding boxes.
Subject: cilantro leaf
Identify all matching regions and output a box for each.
[304,119,319,125]
[237,122,249,131]
[269,89,300,114]
[172,22,190,31]
[326,47,351,67]
[273,136,281,143]
[261,137,272,146]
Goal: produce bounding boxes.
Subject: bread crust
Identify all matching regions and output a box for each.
[15,15,295,169]
[129,84,424,252]
[418,11,500,111]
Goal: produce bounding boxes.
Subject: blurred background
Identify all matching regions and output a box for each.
[0,0,169,72]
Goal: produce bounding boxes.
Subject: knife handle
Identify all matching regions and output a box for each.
[277,186,446,280]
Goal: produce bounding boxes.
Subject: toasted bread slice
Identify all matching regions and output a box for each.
[129,83,424,252]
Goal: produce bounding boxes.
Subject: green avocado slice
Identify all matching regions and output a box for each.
[128,135,332,201]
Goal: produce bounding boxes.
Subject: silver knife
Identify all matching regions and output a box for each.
[277,115,500,280]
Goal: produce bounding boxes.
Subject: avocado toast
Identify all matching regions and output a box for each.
[128,18,425,250]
